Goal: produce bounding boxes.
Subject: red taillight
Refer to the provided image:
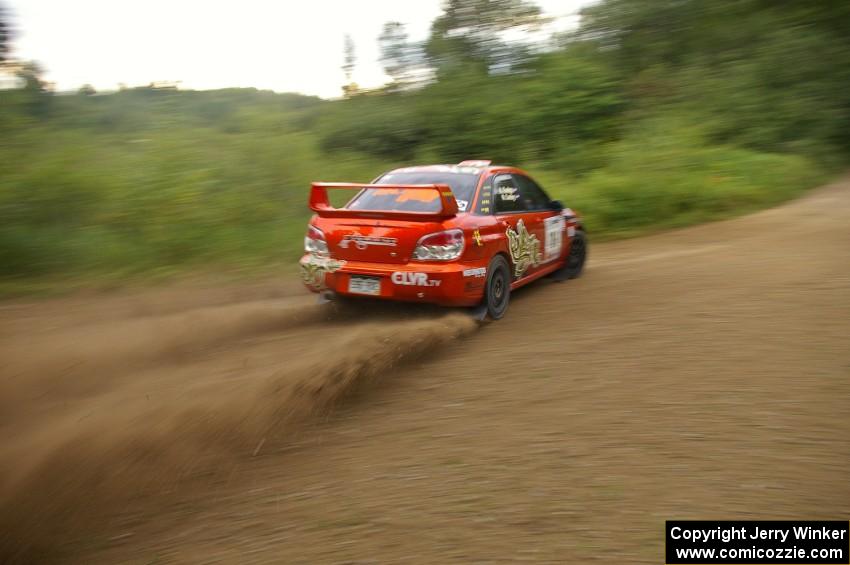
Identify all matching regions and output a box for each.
[304,225,328,255]
[419,231,459,247]
[413,229,465,261]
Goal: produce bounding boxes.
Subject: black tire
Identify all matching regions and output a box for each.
[484,255,511,320]
[563,229,587,279]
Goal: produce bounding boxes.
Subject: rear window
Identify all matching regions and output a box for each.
[346,172,480,213]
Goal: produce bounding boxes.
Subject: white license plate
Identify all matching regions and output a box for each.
[348,275,381,295]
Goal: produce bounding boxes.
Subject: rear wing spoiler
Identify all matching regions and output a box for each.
[309,182,459,221]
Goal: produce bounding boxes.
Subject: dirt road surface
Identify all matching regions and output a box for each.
[1,177,848,563]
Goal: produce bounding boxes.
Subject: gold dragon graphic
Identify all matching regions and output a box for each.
[506,219,542,278]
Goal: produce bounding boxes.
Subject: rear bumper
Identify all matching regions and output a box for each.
[300,253,486,307]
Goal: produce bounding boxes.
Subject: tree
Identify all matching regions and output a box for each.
[425,0,548,75]
[341,34,358,97]
[0,2,11,65]
[15,61,51,116]
[79,84,96,96]
[573,0,850,154]
[378,22,425,90]
[18,62,47,92]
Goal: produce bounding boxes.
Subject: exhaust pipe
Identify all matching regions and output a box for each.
[317,290,337,304]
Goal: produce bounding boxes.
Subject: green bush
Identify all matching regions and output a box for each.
[0,90,392,283]
[551,123,825,237]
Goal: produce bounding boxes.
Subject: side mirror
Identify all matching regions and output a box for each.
[549,200,564,211]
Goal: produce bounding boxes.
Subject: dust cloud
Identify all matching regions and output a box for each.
[0,298,477,562]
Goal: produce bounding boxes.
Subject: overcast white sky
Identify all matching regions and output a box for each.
[5,0,592,98]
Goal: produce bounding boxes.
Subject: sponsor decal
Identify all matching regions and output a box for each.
[391,272,441,287]
[543,215,565,262]
[496,185,520,201]
[472,229,483,247]
[477,183,493,214]
[567,225,575,237]
[506,219,542,278]
[463,267,487,278]
[300,253,345,291]
[457,199,469,212]
[339,234,397,250]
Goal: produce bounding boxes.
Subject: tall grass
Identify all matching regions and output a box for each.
[0,90,829,295]
[535,121,825,238]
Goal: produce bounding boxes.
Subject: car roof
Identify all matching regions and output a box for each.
[386,163,526,177]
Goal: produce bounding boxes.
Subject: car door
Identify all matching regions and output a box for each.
[492,173,545,279]
[512,173,566,268]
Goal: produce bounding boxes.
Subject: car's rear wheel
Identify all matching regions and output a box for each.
[484,255,511,320]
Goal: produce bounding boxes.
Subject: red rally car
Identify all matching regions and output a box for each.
[299,160,587,320]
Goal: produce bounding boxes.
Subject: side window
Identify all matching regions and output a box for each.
[476,175,494,215]
[493,174,526,213]
[513,174,551,211]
